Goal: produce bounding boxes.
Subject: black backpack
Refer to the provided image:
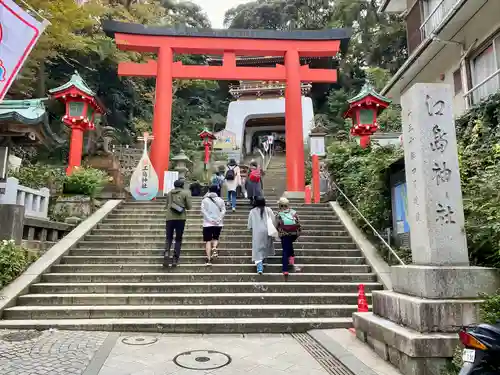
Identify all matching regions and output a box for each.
[225,166,236,181]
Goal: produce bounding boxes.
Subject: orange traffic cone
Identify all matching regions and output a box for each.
[357,284,369,313]
[349,284,370,334]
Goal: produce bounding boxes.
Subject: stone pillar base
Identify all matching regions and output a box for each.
[0,204,25,245]
[353,266,500,375]
[354,312,455,375]
[283,191,305,200]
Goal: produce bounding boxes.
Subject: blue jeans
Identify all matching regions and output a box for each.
[227,190,237,208]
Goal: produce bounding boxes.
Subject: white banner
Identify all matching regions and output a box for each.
[0,0,48,100]
[262,141,269,152]
[130,133,159,200]
[163,171,179,195]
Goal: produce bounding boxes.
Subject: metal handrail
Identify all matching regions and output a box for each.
[419,0,459,40]
[419,0,445,38]
[331,180,405,265]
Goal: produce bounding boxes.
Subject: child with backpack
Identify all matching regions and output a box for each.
[245,162,263,205]
[210,171,224,197]
[275,197,302,279]
[224,159,241,212]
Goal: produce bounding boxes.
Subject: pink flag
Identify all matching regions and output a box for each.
[0,0,48,100]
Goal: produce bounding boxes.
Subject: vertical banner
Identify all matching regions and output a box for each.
[163,171,179,195]
[130,133,159,200]
[0,0,48,100]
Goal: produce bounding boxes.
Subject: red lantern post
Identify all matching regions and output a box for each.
[49,71,105,175]
[343,82,391,148]
[198,129,216,170]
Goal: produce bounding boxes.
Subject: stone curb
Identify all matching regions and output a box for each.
[308,329,379,375]
[0,200,122,314]
[330,202,392,289]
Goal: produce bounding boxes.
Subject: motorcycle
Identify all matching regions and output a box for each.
[458,322,500,374]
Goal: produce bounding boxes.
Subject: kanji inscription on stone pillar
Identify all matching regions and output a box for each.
[401,83,468,266]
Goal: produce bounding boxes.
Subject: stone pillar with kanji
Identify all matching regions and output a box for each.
[352,83,500,375]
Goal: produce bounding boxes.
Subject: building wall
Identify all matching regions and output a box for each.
[225,96,314,153]
[398,0,500,117]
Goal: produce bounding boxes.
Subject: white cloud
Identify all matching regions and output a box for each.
[188,0,251,28]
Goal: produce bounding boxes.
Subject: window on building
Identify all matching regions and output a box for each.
[453,69,462,95]
[470,35,500,104]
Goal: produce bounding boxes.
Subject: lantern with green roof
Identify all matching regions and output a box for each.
[49,71,105,174]
[343,82,391,148]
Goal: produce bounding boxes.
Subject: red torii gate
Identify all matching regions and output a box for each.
[103,21,350,193]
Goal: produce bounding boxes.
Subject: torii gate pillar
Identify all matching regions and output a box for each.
[103,21,351,193]
[150,47,173,187]
[285,49,304,192]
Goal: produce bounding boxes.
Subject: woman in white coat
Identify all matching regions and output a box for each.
[247,196,276,274]
[224,159,241,212]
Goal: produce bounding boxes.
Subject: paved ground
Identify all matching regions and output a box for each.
[0,329,401,375]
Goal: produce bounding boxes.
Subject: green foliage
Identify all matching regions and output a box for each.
[327,141,402,234]
[480,290,500,324]
[328,93,500,269]
[63,168,108,197]
[456,93,500,268]
[9,164,65,193]
[0,240,38,288]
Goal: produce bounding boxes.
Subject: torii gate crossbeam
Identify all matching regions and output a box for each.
[103,21,351,193]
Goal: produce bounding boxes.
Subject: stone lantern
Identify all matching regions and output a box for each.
[49,71,105,174]
[343,82,391,148]
[172,149,192,179]
[309,124,328,157]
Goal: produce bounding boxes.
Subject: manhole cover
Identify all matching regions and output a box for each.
[1,330,42,342]
[173,350,231,370]
[121,336,158,346]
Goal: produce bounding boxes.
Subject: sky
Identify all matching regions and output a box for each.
[189,0,250,28]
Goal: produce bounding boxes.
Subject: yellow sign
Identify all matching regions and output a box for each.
[213,130,237,150]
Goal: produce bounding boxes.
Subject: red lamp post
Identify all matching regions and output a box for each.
[199,128,216,170]
[344,82,391,149]
[49,71,105,175]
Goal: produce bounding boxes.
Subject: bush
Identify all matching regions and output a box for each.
[0,240,38,288]
[63,167,108,197]
[9,163,65,193]
[480,290,500,324]
[327,140,402,235]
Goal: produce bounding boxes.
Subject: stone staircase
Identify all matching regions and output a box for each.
[0,155,383,333]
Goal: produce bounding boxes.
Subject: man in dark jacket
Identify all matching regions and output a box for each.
[164,179,192,267]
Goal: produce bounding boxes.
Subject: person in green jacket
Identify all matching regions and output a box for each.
[164,179,192,267]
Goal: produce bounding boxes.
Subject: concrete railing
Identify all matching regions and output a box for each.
[22,217,74,253]
[0,177,49,219]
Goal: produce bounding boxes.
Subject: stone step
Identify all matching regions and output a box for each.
[75,241,358,250]
[16,292,370,306]
[115,207,334,213]
[106,213,341,221]
[60,256,366,265]
[41,272,378,283]
[124,201,323,206]
[95,223,348,231]
[3,304,361,320]
[0,317,352,333]
[102,216,342,230]
[101,218,343,225]
[51,264,372,273]
[90,229,350,237]
[69,249,362,257]
[30,282,381,294]
[83,235,353,244]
